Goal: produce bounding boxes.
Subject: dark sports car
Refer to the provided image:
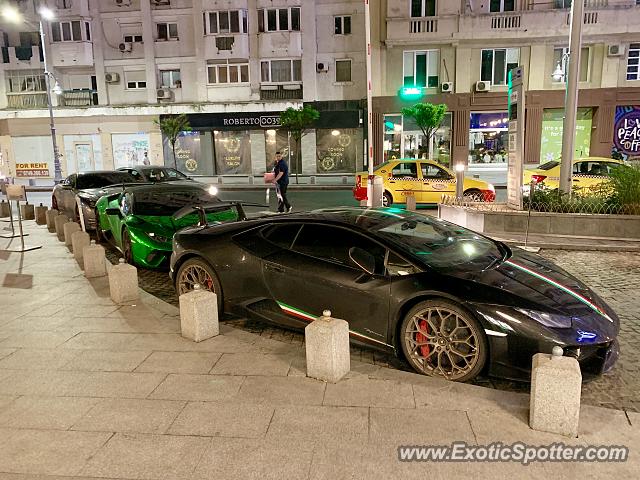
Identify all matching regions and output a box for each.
[169,207,619,382]
[117,165,194,183]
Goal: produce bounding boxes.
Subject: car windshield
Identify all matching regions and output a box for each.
[374,216,504,269]
[538,161,560,171]
[142,168,188,182]
[75,172,139,189]
[132,189,218,216]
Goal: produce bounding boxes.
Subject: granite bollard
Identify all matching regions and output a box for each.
[63,222,81,249]
[529,346,582,438]
[35,203,48,225]
[108,258,139,304]
[179,284,219,342]
[54,215,70,242]
[305,310,350,383]
[83,240,107,278]
[45,209,58,232]
[71,230,91,263]
[406,194,417,212]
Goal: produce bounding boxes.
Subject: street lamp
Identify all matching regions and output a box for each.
[552,61,565,83]
[1,5,63,183]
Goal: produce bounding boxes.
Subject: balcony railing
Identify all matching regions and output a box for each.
[260,85,303,100]
[60,89,98,107]
[6,92,47,109]
[490,15,521,29]
[409,18,438,34]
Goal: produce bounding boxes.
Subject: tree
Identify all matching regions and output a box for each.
[155,114,192,170]
[279,106,320,183]
[401,103,447,158]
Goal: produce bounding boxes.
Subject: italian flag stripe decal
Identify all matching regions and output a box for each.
[276,301,317,322]
[505,260,612,322]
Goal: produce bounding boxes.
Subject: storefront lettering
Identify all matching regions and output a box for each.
[613,106,640,159]
[222,116,281,128]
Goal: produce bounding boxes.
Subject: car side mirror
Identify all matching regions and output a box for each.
[105,207,121,216]
[349,247,376,276]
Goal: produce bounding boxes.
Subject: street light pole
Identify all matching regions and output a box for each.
[364,0,375,207]
[559,0,584,195]
[39,18,62,183]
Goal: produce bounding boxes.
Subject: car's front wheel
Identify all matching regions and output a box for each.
[383,191,393,207]
[176,257,223,313]
[94,210,106,243]
[400,299,487,382]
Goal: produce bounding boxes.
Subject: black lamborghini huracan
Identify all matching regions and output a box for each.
[169,207,619,382]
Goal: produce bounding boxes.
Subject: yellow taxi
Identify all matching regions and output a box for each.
[523,157,625,193]
[353,159,495,207]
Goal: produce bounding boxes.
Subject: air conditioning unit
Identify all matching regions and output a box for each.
[115,0,131,6]
[119,42,132,52]
[441,82,454,93]
[316,62,328,73]
[608,44,625,57]
[157,88,173,100]
[475,80,491,92]
[105,72,120,83]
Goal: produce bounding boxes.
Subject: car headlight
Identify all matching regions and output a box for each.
[515,308,573,329]
[208,185,218,196]
[147,232,170,243]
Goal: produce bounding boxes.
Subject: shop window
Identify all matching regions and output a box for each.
[490,0,515,12]
[335,59,352,82]
[480,48,519,86]
[207,60,249,84]
[260,59,302,83]
[204,10,247,34]
[334,16,351,35]
[553,47,590,83]
[383,115,402,162]
[316,128,362,173]
[410,0,436,17]
[540,108,592,163]
[258,7,301,32]
[468,112,509,165]
[124,70,146,89]
[383,113,451,166]
[157,22,178,41]
[403,50,439,88]
[163,131,215,176]
[264,129,299,175]
[391,163,418,179]
[627,44,640,81]
[112,133,150,169]
[51,21,82,42]
[160,69,181,88]
[213,130,251,175]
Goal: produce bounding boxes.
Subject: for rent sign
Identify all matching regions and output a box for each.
[613,106,640,159]
[15,162,50,178]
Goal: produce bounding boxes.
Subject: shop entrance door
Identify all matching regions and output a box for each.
[74,142,94,173]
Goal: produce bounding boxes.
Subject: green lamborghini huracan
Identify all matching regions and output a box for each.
[95,181,237,268]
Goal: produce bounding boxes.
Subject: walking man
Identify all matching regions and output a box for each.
[272,151,292,213]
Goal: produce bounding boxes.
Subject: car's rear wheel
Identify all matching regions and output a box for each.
[400,299,487,382]
[463,189,484,202]
[176,257,223,312]
[122,228,134,265]
[383,191,393,207]
[94,209,106,243]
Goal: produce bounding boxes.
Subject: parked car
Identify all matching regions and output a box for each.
[523,157,625,193]
[170,207,618,382]
[353,159,495,207]
[117,165,194,183]
[52,170,145,229]
[95,181,232,269]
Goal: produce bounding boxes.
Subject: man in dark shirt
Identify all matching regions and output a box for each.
[272,151,292,213]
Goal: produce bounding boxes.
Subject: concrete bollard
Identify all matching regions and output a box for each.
[71,230,91,263]
[0,200,10,218]
[45,209,58,232]
[20,202,35,220]
[305,310,350,383]
[83,240,107,278]
[63,222,81,249]
[108,258,139,304]
[179,284,219,342]
[529,346,582,438]
[35,203,48,225]
[406,194,417,212]
[54,215,70,242]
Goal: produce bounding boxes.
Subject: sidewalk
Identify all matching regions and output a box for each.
[0,223,638,479]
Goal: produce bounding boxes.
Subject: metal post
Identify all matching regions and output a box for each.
[364,0,374,207]
[39,19,62,183]
[559,0,584,196]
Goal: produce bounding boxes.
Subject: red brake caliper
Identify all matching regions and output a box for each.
[416,320,430,358]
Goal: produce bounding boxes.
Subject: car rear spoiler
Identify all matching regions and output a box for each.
[172,201,268,226]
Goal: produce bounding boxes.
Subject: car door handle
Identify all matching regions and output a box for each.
[265,264,285,273]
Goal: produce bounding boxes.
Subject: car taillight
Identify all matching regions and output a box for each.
[356,175,361,188]
[531,175,547,184]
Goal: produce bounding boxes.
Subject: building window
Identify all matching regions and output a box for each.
[334,16,351,35]
[6,69,46,92]
[480,48,519,86]
[51,21,82,42]
[124,35,143,43]
[410,0,436,17]
[157,22,178,41]
[554,0,572,8]
[160,69,181,88]
[553,47,590,83]
[207,60,249,84]
[490,0,515,12]
[204,10,247,35]
[335,59,352,82]
[403,50,439,88]
[260,59,302,83]
[124,71,146,89]
[258,7,301,32]
[627,43,640,81]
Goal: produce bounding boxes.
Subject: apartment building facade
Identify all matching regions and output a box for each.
[372,0,640,184]
[0,0,366,185]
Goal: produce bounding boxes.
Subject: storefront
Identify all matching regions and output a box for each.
[382,112,451,166]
